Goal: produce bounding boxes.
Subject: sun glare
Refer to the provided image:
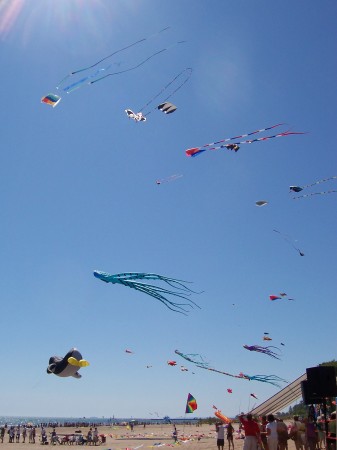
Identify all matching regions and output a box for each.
[0,0,25,39]
[0,0,117,43]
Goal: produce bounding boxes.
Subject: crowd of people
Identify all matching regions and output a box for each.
[220,412,337,450]
[0,424,106,445]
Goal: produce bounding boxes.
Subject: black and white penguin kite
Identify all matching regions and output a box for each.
[46,348,89,379]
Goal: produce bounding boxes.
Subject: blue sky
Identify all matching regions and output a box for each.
[0,0,336,419]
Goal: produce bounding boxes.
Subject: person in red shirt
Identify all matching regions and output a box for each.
[239,414,261,450]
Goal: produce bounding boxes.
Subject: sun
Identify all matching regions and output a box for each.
[0,0,117,43]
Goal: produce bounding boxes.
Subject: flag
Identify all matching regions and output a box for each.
[185,393,197,413]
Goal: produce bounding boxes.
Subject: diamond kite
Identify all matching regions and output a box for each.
[185,393,197,413]
[41,93,61,107]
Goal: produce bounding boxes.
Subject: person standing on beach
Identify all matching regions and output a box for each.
[215,422,226,450]
[239,413,261,450]
[172,425,178,442]
[93,427,99,445]
[16,425,20,443]
[22,426,27,443]
[227,422,235,450]
[266,414,278,450]
[259,416,269,450]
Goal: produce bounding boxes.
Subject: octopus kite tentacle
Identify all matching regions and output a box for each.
[243,345,281,360]
[93,271,201,315]
[195,365,286,387]
[175,349,209,368]
[243,374,287,387]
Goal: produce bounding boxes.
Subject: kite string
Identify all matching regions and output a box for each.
[293,190,337,200]
[139,67,192,115]
[301,175,337,189]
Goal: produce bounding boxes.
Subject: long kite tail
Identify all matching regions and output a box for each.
[139,68,193,116]
[56,26,170,89]
[188,123,284,154]
[196,365,249,380]
[185,124,305,156]
[293,189,337,200]
[204,131,306,152]
[301,175,337,190]
[90,41,185,85]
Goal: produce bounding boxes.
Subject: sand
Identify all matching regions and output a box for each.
[2,423,298,450]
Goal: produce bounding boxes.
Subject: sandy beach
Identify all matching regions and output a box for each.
[1,423,299,450]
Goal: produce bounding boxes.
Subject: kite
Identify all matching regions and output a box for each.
[125,68,192,122]
[281,343,285,346]
[250,393,258,400]
[46,348,89,379]
[156,174,183,185]
[41,93,61,107]
[125,349,134,354]
[255,200,268,207]
[167,361,177,366]
[243,344,281,360]
[263,336,272,341]
[180,366,188,372]
[125,109,146,122]
[214,410,231,424]
[290,176,337,199]
[196,365,286,387]
[270,293,294,301]
[185,393,197,413]
[175,350,209,368]
[93,271,200,315]
[56,27,179,93]
[273,229,305,256]
[227,388,233,394]
[185,123,305,157]
[175,349,285,386]
[158,102,177,114]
